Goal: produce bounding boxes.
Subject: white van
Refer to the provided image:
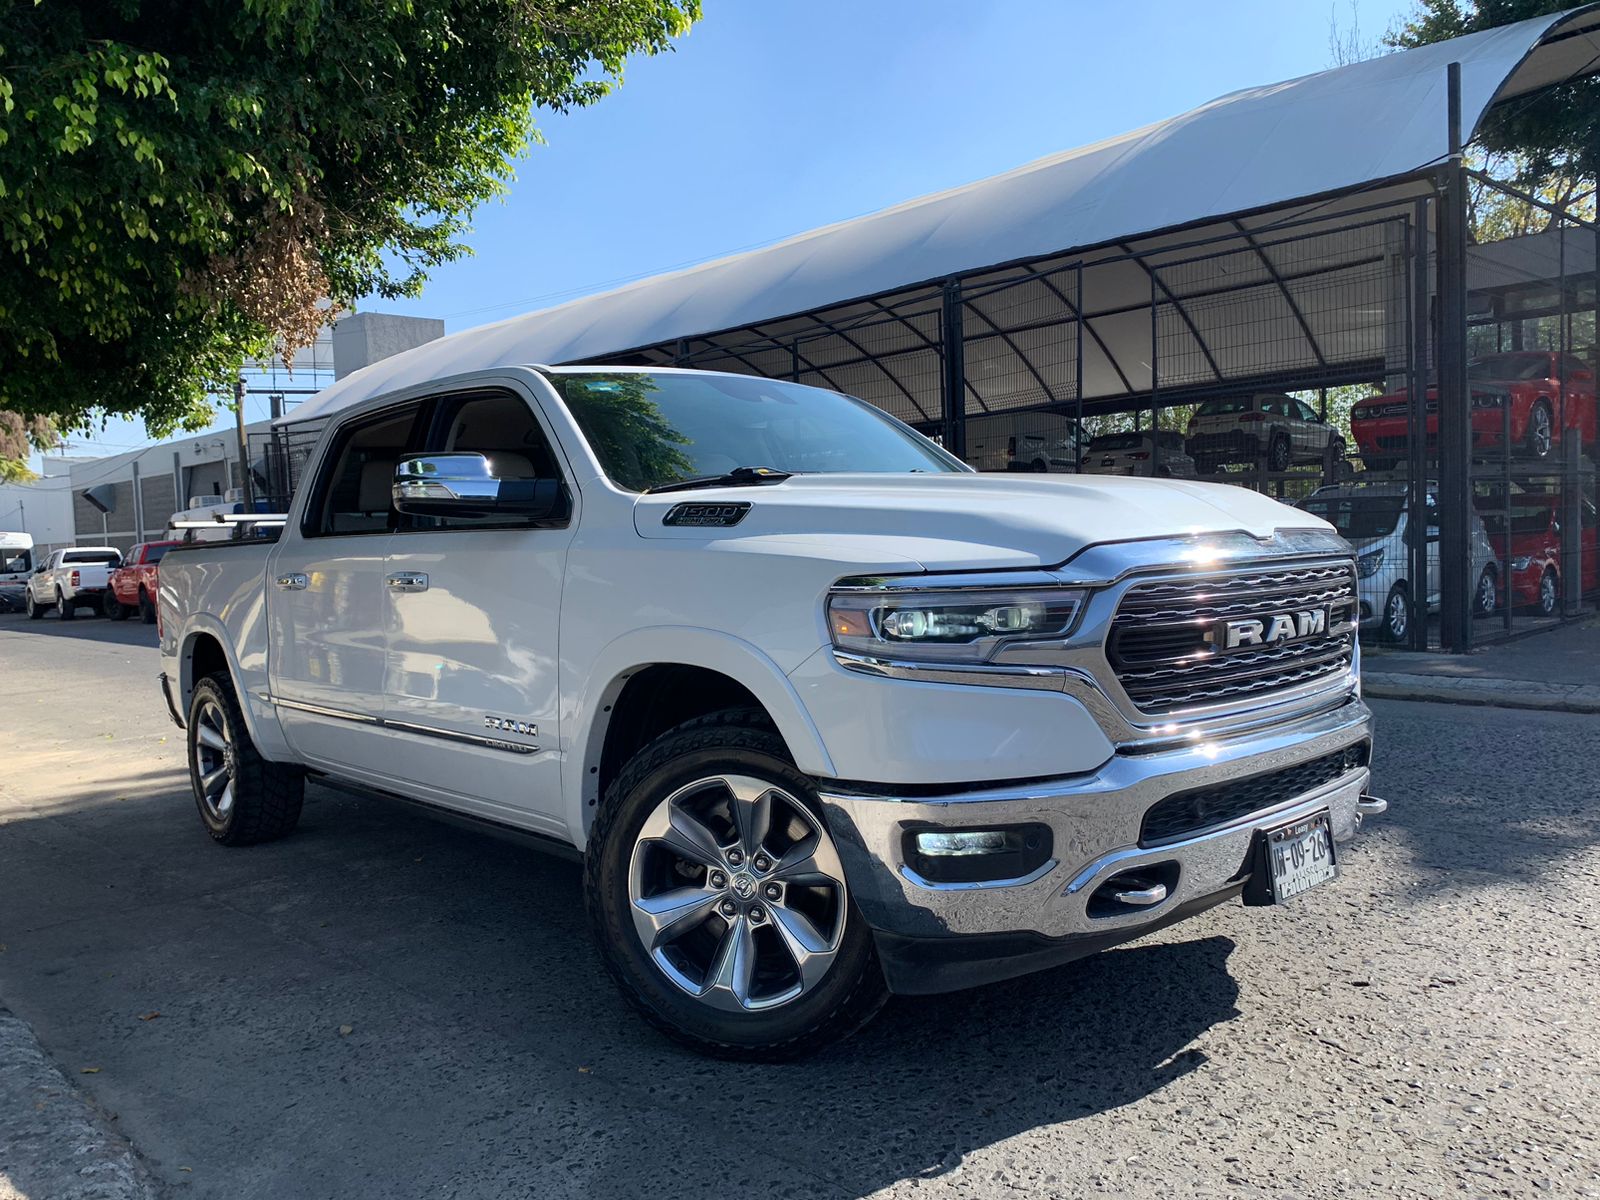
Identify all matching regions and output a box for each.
[0,531,34,611]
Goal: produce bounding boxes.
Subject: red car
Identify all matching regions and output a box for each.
[1351,351,1596,470]
[1480,494,1598,616]
[105,539,181,623]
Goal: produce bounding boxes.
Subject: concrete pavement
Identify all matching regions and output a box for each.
[2,611,1598,1198]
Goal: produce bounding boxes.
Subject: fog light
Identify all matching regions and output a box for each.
[915,830,1009,857]
[904,824,1052,886]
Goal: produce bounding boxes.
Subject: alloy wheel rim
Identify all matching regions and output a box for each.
[1542,571,1557,613]
[627,774,848,1012]
[1532,407,1552,456]
[192,700,236,822]
[1478,572,1496,615]
[1387,593,1408,639]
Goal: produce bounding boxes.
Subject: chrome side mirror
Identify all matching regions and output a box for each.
[393,452,564,520]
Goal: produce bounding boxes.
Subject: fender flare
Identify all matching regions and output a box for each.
[175,617,291,761]
[565,626,836,845]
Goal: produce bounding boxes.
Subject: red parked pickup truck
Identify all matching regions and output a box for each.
[1351,351,1596,470]
[106,540,181,623]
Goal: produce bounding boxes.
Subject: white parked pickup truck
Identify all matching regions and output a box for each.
[27,545,122,620]
[157,366,1384,1059]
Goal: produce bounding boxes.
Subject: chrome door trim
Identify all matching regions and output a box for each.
[385,571,430,593]
[267,696,537,754]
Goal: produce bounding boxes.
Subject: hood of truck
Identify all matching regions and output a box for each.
[632,473,1333,571]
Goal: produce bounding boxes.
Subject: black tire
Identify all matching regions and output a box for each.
[585,708,888,1061]
[1525,399,1554,460]
[138,587,156,625]
[26,591,45,620]
[1535,566,1559,617]
[186,673,305,846]
[1473,565,1498,618]
[1195,457,1218,475]
[56,589,75,620]
[1267,433,1291,473]
[1379,583,1410,645]
[104,592,128,620]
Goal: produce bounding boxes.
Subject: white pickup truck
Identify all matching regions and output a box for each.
[157,365,1383,1059]
[26,545,122,620]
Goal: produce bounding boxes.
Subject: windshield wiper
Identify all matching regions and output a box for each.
[646,466,794,495]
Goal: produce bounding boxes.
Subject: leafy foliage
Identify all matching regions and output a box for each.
[0,0,698,464]
[1387,1,1598,190]
[0,411,60,482]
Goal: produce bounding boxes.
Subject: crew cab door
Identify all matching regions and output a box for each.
[268,399,427,780]
[380,385,575,831]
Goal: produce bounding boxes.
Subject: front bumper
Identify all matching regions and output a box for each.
[818,696,1376,993]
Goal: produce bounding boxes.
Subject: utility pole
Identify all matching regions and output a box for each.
[233,375,255,512]
[1435,62,1471,652]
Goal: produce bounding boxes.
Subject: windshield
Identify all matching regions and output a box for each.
[1469,354,1555,382]
[1302,495,1404,541]
[1,546,31,574]
[549,372,962,491]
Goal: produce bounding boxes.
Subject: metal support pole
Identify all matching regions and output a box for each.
[1149,270,1161,476]
[1435,62,1472,652]
[790,341,801,384]
[1560,219,1581,615]
[940,280,967,460]
[1074,263,1086,471]
[233,376,255,513]
[1408,199,1432,650]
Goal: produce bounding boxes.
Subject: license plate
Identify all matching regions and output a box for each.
[1265,811,1337,902]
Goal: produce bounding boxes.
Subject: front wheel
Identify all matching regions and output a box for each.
[187,674,305,846]
[1536,566,1559,617]
[585,709,887,1060]
[1380,583,1411,644]
[26,591,45,620]
[104,592,128,620]
[1525,399,1554,459]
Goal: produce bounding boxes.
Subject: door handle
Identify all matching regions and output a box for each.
[274,573,309,591]
[385,571,429,593]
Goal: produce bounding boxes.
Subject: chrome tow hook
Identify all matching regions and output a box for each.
[1356,794,1388,826]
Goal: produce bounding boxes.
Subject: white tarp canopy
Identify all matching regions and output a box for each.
[290,4,1600,424]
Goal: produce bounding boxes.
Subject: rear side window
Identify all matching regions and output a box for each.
[145,544,172,564]
[307,403,426,536]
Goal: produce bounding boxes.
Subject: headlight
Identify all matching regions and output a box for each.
[827,586,1088,664]
[1357,549,1385,578]
[1511,556,1533,571]
[1472,390,1507,409]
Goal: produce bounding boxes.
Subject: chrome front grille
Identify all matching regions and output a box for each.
[1107,560,1358,715]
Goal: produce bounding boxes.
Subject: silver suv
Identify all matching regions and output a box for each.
[1187,394,1345,473]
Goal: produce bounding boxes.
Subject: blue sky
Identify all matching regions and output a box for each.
[65,0,1416,459]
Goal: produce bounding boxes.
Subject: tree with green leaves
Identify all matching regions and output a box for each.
[0,0,698,478]
[1387,1,1598,195]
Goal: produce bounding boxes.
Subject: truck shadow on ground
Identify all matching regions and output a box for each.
[1,780,1242,1199]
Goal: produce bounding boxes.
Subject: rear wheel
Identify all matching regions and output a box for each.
[187,674,305,846]
[1380,583,1411,644]
[585,709,886,1060]
[138,587,156,625]
[1267,433,1291,473]
[1474,565,1498,618]
[56,589,75,620]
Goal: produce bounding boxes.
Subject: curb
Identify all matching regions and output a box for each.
[1364,672,1600,714]
[0,1010,159,1200]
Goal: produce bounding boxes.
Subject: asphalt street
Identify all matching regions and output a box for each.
[1,611,1596,1199]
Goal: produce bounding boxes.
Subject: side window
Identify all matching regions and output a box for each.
[405,390,570,532]
[307,402,426,536]
[1258,397,1285,418]
[1293,399,1319,422]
